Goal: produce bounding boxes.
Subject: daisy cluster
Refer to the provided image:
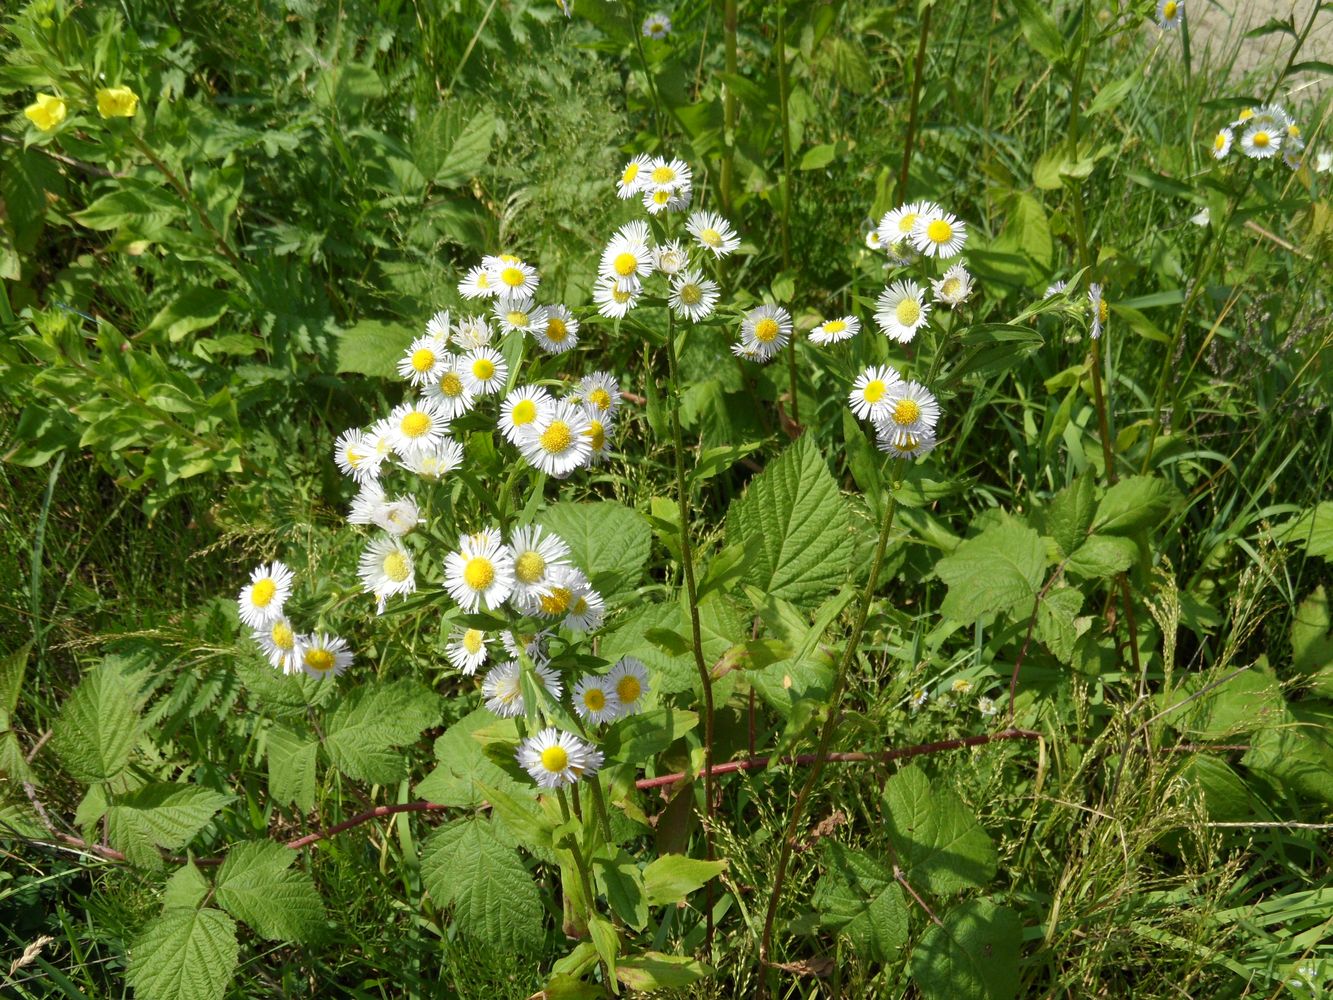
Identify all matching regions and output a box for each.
[1212,102,1310,171]
[235,561,353,680]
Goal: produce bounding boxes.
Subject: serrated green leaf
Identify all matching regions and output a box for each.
[162,861,211,911]
[434,111,498,187]
[144,287,231,343]
[51,664,140,782]
[934,518,1046,624]
[420,816,544,952]
[1280,501,1333,560]
[911,898,1022,1000]
[812,841,909,961]
[1040,474,1095,557]
[108,783,232,869]
[642,854,727,907]
[335,319,417,378]
[418,708,531,809]
[883,765,997,896]
[1292,587,1333,697]
[324,680,441,784]
[0,731,31,782]
[215,841,326,942]
[1065,534,1138,578]
[266,724,319,813]
[127,907,238,1000]
[541,501,652,598]
[1092,476,1181,535]
[474,780,555,851]
[616,952,714,991]
[725,435,854,609]
[1035,587,1086,664]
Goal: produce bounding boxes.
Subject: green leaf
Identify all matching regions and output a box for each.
[1085,75,1138,116]
[474,780,555,852]
[883,765,997,895]
[1092,476,1181,535]
[434,111,498,187]
[266,724,319,813]
[1280,501,1333,560]
[595,849,649,931]
[812,841,909,961]
[1040,474,1096,558]
[642,854,727,907]
[143,287,231,343]
[162,862,211,911]
[1012,0,1064,62]
[71,185,185,232]
[127,907,239,1000]
[1292,587,1333,696]
[616,952,714,991]
[214,841,326,943]
[1036,587,1086,664]
[588,914,619,982]
[417,708,530,809]
[324,679,441,784]
[0,640,32,722]
[541,500,653,598]
[725,435,854,609]
[799,143,837,170]
[107,783,232,869]
[51,663,140,782]
[1243,705,1333,806]
[420,816,544,952]
[335,319,417,378]
[603,707,697,764]
[911,898,1023,1000]
[1065,534,1137,578]
[934,518,1046,624]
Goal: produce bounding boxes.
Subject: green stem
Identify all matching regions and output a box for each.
[588,776,617,850]
[776,0,798,426]
[896,6,933,203]
[127,132,241,268]
[758,460,905,977]
[631,1,667,138]
[557,788,615,996]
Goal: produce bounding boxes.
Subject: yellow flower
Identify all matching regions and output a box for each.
[96,85,139,118]
[24,93,67,132]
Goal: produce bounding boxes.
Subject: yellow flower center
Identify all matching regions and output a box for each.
[613,252,639,277]
[1164,1,1177,17]
[571,596,589,615]
[463,629,484,654]
[892,398,922,426]
[347,449,365,467]
[583,688,606,711]
[270,621,294,649]
[1214,133,1227,151]
[499,254,519,264]
[471,358,495,380]
[926,219,953,244]
[588,388,612,411]
[547,318,568,342]
[616,675,641,703]
[506,310,529,328]
[540,421,572,454]
[1253,131,1271,148]
[700,227,722,247]
[512,399,538,425]
[679,283,702,306]
[382,551,411,583]
[515,551,546,584]
[251,579,276,607]
[439,372,464,398]
[863,380,886,403]
[651,165,675,184]
[500,266,526,288]
[941,277,962,298]
[539,587,572,616]
[824,320,846,334]
[754,318,780,343]
[1238,108,1254,121]
[896,298,921,326]
[586,420,606,452]
[652,190,671,206]
[1287,124,1300,138]
[621,163,640,185]
[401,411,431,438]
[540,745,569,772]
[304,648,334,673]
[463,557,495,591]
[411,348,436,372]
[476,272,491,288]
[612,286,633,304]
[897,212,918,234]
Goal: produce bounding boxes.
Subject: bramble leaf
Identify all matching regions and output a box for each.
[215,841,326,942]
[323,679,440,784]
[51,663,140,783]
[883,765,997,896]
[127,907,238,1000]
[934,518,1046,624]
[812,841,909,961]
[911,898,1023,1000]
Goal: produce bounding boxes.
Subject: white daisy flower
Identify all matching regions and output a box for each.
[1043,279,1068,299]
[931,264,974,308]
[654,240,688,275]
[849,365,905,421]
[1249,103,1292,131]
[300,632,353,679]
[1240,124,1281,159]
[874,380,941,440]
[582,410,614,465]
[425,309,451,340]
[387,398,450,454]
[490,258,540,303]
[508,524,572,607]
[865,228,884,251]
[459,264,496,299]
[444,528,515,613]
[446,627,490,675]
[237,561,294,628]
[501,629,553,666]
[577,372,621,419]
[874,279,931,343]
[375,495,422,537]
[333,429,382,483]
[877,201,930,247]
[884,239,917,267]
[910,688,929,711]
[977,695,999,717]
[366,417,397,464]
[876,424,937,458]
[253,616,303,675]
[594,276,639,318]
[950,677,975,697]
[669,269,720,322]
[910,208,967,258]
[686,211,741,257]
[499,386,553,445]
[520,399,593,477]
[400,436,464,480]
[421,361,477,421]
[642,185,691,215]
[397,333,451,386]
[1156,0,1183,29]
[461,346,508,397]
[482,660,562,718]
[1211,127,1233,160]
[600,233,655,291]
[645,156,692,193]
[572,675,622,725]
[517,728,595,789]
[641,12,671,39]
[1283,138,1306,170]
[453,314,493,349]
[493,295,549,336]
[348,480,387,525]
[739,303,792,362]
[526,564,587,619]
[616,153,652,199]
[358,536,416,612]
[607,657,650,716]
[1088,282,1108,340]
[563,582,605,633]
[809,316,861,345]
[531,304,580,354]
[1317,150,1332,173]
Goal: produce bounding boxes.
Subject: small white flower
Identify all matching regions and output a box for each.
[237,561,295,628]
[910,208,967,258]
[421,361,477,421]
[607,657,650,716]
[520,399,593,477]
[483,660,561,718]
[488,257,540,303]
[641,12,671,39]
[654,240,688,275]
[865,228,883,251]
[978,695,999,717]
[500,386,554,446]
[524,564,587,619]
[875,425,937,459]
[508,524,572,607]
[253,615,303,675]
[572,675,622,726]
[333,429,382,483]
[582,410,614,465]
[453,314,493,349]
[375,495,422,537]
[1043,279,1069,299]
[910,688,929,711]
[669,269,720,322]
[642,185,691,215]
[532,305,580,354]
[576,372,621,419]
[493,295,549,336]
[444,528,516,613]
[809,316,861,345]
[563,580,606,633]
[644,156,692,193]
[386,398,450,453]
[616,153,652,199]
[849,365,905,421]
[594,275,639,318]
[300,632,353,679]
[517,728,598,789]
[738,304,792,362]
[600,232,655,291]
[398,332,450,386]
[358,536,416,613]
[873,380,940,440]
[459,264,495,299]
[1088,282,1108,340]
[1283,137,1306,170]
[1240,124,1281,159]
[931,264,973,308]
[461,346,508,397]
[1156,0,1183,29]
[400,436,464,480]
[877,201,931,247]
[875,280,931,343]
[446,627,490,675]
[425,310,451,341]
[501,628,553,666]
[686,211,741,257]
[1211,127,1233,160]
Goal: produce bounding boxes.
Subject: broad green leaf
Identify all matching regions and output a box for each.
[799,143,837,170]
[1243,705,1333,806]
[883,765,997,896]
[162,862,211,911]
[911,898,1022,1000]
[812,841,909,961]
[616,952,714,991]
[642,854,727,907]
[416,708,530,809]
[474,780,555,852]
[51,664,140,782]
[266,724,319,813]
[434,111,498,187]
[948,325,1044,383]
[987,193,1052,285]
[603,708,697,764]
[420,816,544,952]
[1036,587,1086,664]
[588,914,619,982]
[324,680,440,784]
[215,841,326,942]
[541,500,652,598]
[144,287,231,343]
[335,319,417,378]
[127,907,238,1000]
[1292,587,1333,696]
[1012,0,1064,62]
[595,849,649,931]
[72,185,185,232]
[725,435,854,609]
[1086,75,1138,116]
[1040,474,1095,557]
[1092,476,1181,535]
[934,518,1046,624]
[541,974,604,1000]
[108,783,232,869]
[1280,502,1333,560]
[1065,534,1137,579]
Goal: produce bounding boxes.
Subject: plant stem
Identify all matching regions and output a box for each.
[663,310,717,952]
[721,0,739,212]
[558,788,615,997]
[631,0,667,138]
[776,0,799,426]
[758,459,905,975]
[126,132,242,268]
[896,6,933,203]
[588,776,617,849]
